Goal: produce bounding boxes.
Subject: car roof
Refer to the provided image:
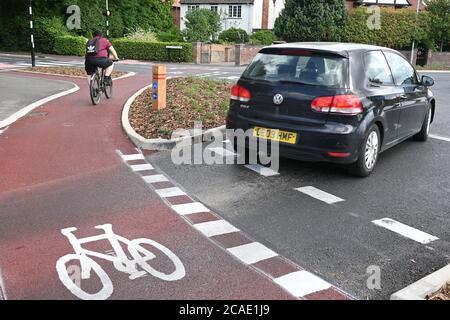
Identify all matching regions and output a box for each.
[266,42,399,57]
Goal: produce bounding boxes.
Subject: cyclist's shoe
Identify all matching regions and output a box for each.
[104,75,113,86]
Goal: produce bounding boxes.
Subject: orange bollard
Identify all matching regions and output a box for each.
[152,64,167,110]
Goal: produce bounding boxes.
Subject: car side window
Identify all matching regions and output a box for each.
[384,51,419,86]
[363,50,394,86]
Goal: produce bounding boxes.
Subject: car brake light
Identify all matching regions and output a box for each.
[231,84,251,102]
[328,152,351,158]
[311,95,363,115]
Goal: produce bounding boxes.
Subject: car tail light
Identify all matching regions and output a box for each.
[231,84,251,102]
[311,95,363,115]
[328,152,351,158]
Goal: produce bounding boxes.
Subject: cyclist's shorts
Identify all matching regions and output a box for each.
[85,57,113,75]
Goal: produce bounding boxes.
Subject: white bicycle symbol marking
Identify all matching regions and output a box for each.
[56,224,186,300]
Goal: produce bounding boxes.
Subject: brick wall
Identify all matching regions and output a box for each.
[235,44,265,66]
[426,51,450,68]
[211,44,235,63]
[262,0,270,29]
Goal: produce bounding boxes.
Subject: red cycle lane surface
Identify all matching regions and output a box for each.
[0,72,293,300]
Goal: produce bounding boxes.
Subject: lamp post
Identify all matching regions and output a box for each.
[105,0,110,38]
[28,0,36,67]
[410,0,421,64]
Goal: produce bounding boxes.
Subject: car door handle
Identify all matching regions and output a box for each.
[400,94,408,100]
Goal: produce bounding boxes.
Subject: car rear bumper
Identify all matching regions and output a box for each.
[226,112,363,164]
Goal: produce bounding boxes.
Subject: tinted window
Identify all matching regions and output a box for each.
[384,51,418,86]
[364,50,394,85]
[242,52,347,88]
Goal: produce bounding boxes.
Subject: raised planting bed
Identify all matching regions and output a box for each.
[129,77,231,140]
[22,66,128,79]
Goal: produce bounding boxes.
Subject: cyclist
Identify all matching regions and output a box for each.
[85,30,119,85]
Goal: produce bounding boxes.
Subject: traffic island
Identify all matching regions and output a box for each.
[20,66,129,79]
[123,76,230,150]
[390,264,450,300]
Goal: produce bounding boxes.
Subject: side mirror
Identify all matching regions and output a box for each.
[421,75,434,87]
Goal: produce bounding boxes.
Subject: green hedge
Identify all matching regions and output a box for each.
[113,39,193,62]
[219,28,249,44]
[53,35,87,56]
[342,7,431,50]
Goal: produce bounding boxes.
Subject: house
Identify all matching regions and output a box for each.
[179,0,285,34]
[346,0,426,10]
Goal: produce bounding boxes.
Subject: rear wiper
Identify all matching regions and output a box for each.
[278,79,320,86]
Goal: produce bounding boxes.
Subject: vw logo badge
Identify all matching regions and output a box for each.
[273,94,284,105]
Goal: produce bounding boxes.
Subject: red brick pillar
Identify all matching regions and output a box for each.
[262,0,269,29]
[193,42,202,64]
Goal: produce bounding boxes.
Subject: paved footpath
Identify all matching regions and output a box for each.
[0,71,304,300]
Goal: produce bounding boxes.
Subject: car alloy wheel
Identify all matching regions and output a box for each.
[364,131,379,170]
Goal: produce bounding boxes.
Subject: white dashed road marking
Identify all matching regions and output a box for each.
[430,134,450,142]
[244,164,280,177]
[142,174,168,183]
[372,218,439,244]
[207,147,236,157]
[172,202,210,215]
[274,270,332,298]
[294,186,345,204]
[227,242,278,265]
[121,154,145,161]
[130,163,154,172]
[155,187,186,198]
[194,220,239,237]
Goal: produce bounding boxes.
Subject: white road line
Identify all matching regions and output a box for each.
[244,164,280,177]
[0,126,8,135]
[0,269,6,300]
[155,187,186,198]
[372,218,439,244]
[207,147,236,157]
[194,220,240,237]
[274,271,332,298]
[121,154,145,161]
[130,164,154,172]
[172,202,210,215]
[227,242,278,265]
[142,174,168,183]
[430,134,450,142]
[0,83,80,129]
[294,186,344,204]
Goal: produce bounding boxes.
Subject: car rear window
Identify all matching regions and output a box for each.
[242,50,347,88]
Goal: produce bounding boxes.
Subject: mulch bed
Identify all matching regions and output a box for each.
[129,77,231,139]
[23,66,127,79]
[427,282,450,300]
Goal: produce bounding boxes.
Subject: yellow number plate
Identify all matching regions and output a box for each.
[253,127,297,144]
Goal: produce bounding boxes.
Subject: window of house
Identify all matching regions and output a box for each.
[210,5,218,13]
[228,5,242,18]
[187,5,199,11]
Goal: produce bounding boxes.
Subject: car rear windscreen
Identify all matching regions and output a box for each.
[242,50,347,88]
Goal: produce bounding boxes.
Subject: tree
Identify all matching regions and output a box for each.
[183,9,221,42]
[274,0,346,42]
[426,0,450,51]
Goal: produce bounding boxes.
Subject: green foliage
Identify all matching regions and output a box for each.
[183,9,221,42]
[218,28,249,44]
[157,27,184,42]
[34,17,70,53]
[425,0,450,51]
[250,30,277,45]
[341,7,431,50]
[53,35,87,56]
[113,39,193,62]
[125,27,158,42]
[274,0,346,42]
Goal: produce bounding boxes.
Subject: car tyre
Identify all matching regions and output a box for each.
[413,106,432,142]
[349,124,380,177]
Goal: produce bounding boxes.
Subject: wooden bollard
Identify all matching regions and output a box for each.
[152,64,167,110]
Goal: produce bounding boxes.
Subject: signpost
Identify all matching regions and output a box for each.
[152,65,167,110]
[28,0,36,67]
[410,0,422,64]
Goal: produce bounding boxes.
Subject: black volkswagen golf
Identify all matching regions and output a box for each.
[226,42,436,177]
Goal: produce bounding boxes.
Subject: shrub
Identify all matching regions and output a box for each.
[341,7,430,50]
[113,39,193,62]
[125,27,158,42]
[53,35,87,56]
[250,30,277,45]
[157,28,184,42]
[184,9,221,42]
[219,28,249,43]
[34,17,70,53]
[274,0,346,42]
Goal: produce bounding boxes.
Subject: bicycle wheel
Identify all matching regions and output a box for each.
[56,253,113,300]
[128,238,186,281]
[104,78,113,99]
[89,73,101,105]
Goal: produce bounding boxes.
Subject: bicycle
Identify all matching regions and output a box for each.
[56,224,186,300]
[89,59,119,105]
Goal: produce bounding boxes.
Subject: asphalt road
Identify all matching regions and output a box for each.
[0,53,449,300]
